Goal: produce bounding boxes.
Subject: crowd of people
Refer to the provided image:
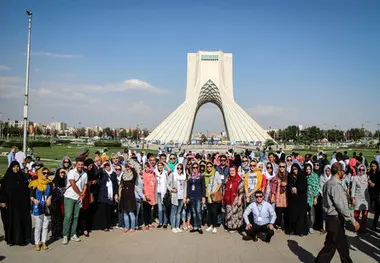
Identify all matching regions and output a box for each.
[1,146,380,255]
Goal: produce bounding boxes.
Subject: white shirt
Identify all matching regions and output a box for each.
[156,170,167,194]
[243,201,276,226]
[177,180,184,200]
[64,168,88,200]
[15,151,26,168]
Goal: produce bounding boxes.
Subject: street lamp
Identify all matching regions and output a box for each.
[22,11,33,153]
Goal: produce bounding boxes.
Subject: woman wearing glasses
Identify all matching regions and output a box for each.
[186,163,206,234]
[224,166,244,233]
[351,164,370,233]
[29,167,53,251]
[238,156,250,178]
[264,162,275,207]
[244,160,263,205]
[204,161,222,233]
[167,163,187,233]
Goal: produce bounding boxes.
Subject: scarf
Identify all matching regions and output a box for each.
[122,170,134,181]
[53,171,66,188]
[191,171,201,180]
[323,165,332,181]
[168,158,178,171]
[173,164,186,181]
[203,161,215,178]
[277,169,288,182]
[357,164,368,184]
[241,162,250,173]
[224,174,241,205]
[105,169,114,200]
[29,169,52,192]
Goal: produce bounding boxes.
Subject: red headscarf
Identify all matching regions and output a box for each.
[223,166,241,206]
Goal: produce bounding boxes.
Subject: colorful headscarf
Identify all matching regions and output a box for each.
[29,168,52,192]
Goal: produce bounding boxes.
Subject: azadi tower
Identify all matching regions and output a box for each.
[145,51,273,144]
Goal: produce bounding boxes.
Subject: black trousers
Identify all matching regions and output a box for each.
[207,203,220,227]
[315,216,353,263]
[246,223,274,242]
[274,207,287,229]
[143,202,153,225]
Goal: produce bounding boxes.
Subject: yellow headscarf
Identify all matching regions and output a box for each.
[29,169,52,192]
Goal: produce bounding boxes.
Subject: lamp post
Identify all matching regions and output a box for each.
[22,11,33,153]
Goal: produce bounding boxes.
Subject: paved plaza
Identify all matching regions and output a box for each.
[0,219,379,263]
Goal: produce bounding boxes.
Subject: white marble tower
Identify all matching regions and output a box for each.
[145,51,273,144]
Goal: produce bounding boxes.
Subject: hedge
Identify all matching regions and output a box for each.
[94,141,121,147]
[2,140,51,148]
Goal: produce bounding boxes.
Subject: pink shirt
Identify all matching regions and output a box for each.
[143,171,157,206]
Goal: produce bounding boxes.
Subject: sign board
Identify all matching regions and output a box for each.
[201,55,218,61]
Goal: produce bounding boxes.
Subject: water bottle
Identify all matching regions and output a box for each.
[33,204,39,215]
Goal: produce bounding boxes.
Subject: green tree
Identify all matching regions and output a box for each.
[119,129,127,138]
[283,125,300,142]
[103,127,113,137]
[325,129,344,142]
[347,128,365,141]
[267,130,276,139]
[263,139,275,150]
[300,126,323,144]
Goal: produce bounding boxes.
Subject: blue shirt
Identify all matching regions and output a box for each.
[7,152,15,166]
[243,201,276,226]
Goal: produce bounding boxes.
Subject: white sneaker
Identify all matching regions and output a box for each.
[206,226,213,232]
[70,235,81,242]
[172,228,178,233]
[62,236,68,245]
[176,228,183,233]
[212,228,217,234]
[309,228,315,234]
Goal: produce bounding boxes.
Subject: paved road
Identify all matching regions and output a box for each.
[1,221,379,263]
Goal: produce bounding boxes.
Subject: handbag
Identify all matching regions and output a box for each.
[210,175,223,203]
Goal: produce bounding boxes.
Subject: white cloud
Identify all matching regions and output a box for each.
[0,76,24,99]
[31,52,82,58]
[247,105,293,117]
[0,65,10,71]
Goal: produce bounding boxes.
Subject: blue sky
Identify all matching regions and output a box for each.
[0,0,379,132]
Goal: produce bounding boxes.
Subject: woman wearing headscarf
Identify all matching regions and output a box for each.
[155,162,169,228]
[78,159,95,237]
[29,167,53,251]
[143,162,156,230]
[287,163,308,236]
[238,156,250,178]
[257,162,267,196]
[368,160,378,210]
[204,161,222,233]
[264,162,275,207]
[58,156,72,172]
[244,160,263,205]
[319,165,332,234]
[92,161,118,231]
[352,164,370,233]
[167,163,187,233]
[0,161,32,246]
[119,163,138,233]
[186,162,206,234]
[168,154,178,172]
[51,168,67,239]
[270,160,288,231]
[223,166,244,233]
[304,163,320,234]
[182,158,193,230]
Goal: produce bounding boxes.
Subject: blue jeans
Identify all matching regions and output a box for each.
[190,198,202,229]
[157,193,168,225]
[182,202,191,222]
[123,212,136,230]
[118,210,125,228]
[136,199,143,227]
[170,200,184,229]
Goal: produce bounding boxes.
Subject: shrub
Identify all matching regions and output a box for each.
[94,141,121,147]
[2,140,51,149]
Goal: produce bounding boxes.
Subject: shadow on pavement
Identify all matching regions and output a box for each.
[347,227,380,262]
[0,256,5,262]
[287,240,316,263]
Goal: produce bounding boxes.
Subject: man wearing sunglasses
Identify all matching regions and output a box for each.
[243,190,276,243]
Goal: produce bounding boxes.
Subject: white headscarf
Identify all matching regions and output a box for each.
[173,163,186,181]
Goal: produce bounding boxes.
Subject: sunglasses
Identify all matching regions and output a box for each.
[104,164,110,167]
[60,171,65,174]
[279,166,286,168]
[177,167,183,170]
[193,166,199,169]
[42,172,49,175]
[255,195,263,199]
[220,159,227,162]
[266,166,272,169]
[314,164,320,166]
[115,169,121,171]
[170,157,176,160]
[63,161,70,164]
[242,160,248,162]
[250,165,256,167]
[206,165,213,168]
[359,169,365,171]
